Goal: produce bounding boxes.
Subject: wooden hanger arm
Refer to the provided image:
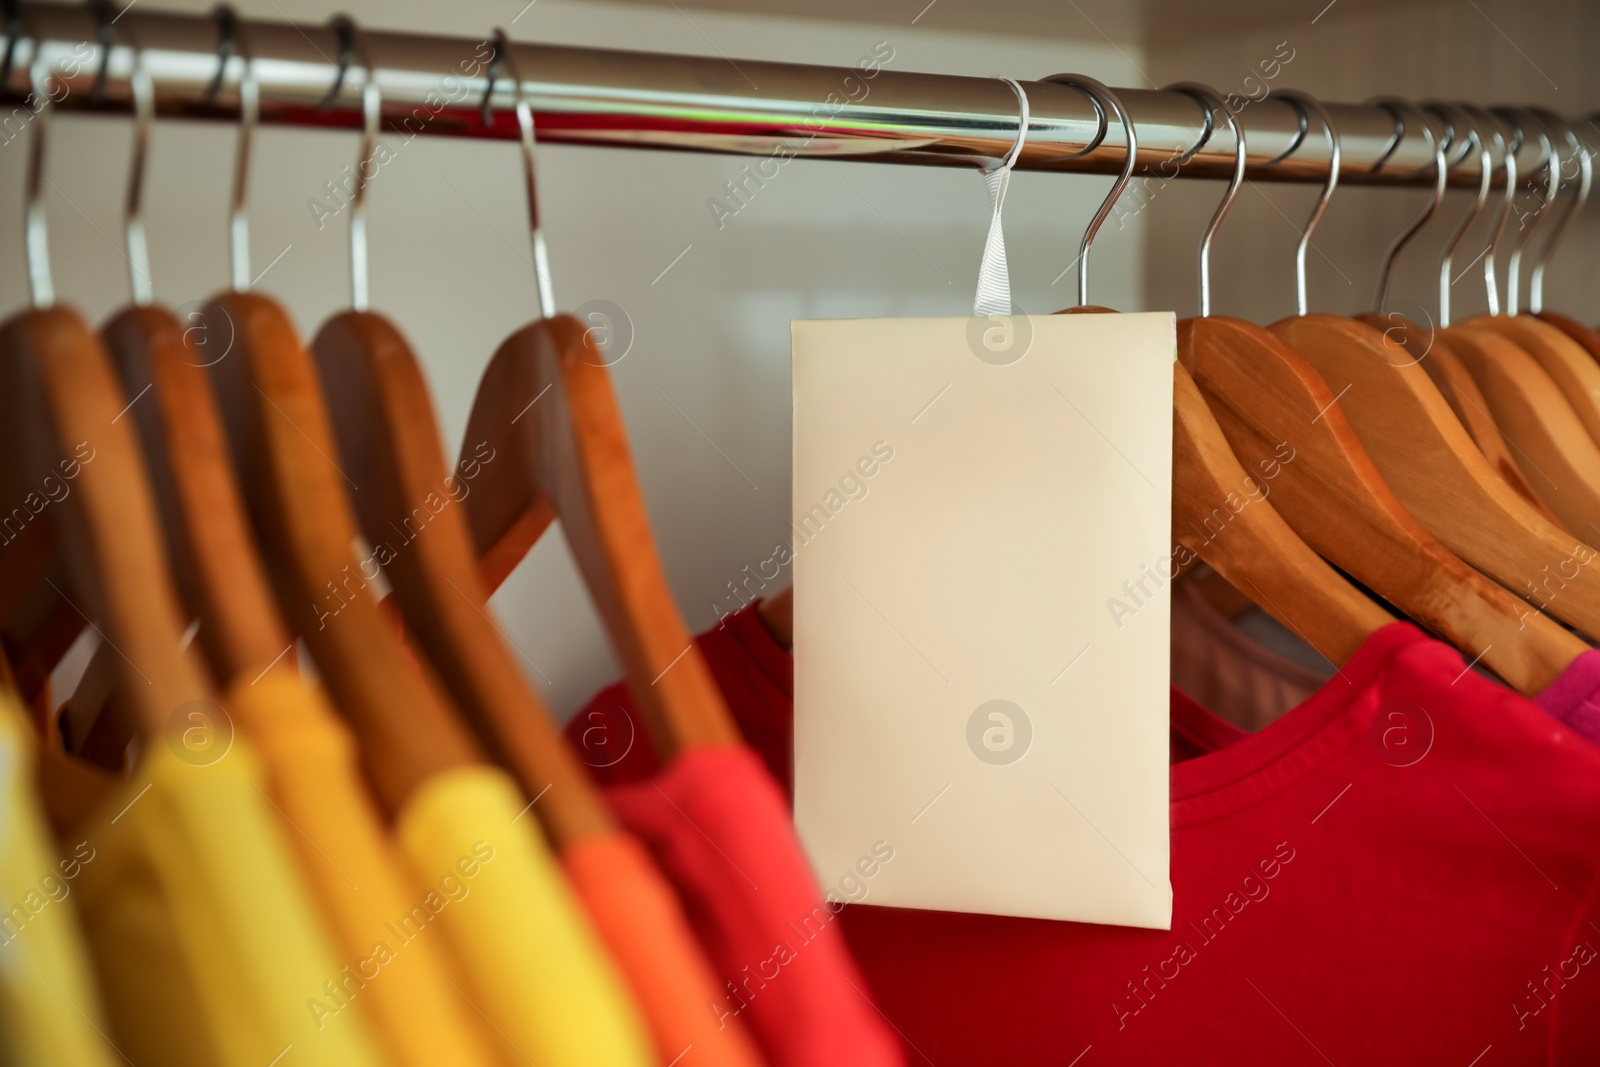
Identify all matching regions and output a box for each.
[1172,361,1390,666]
[463,316,739,759]
[314,309,613,846]
[204,292,479,815]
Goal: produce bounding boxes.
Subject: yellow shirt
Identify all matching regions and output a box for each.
[72,730,386,1067]
[0,696,117,1067]
[227,673,497,1067]
[395,764,655,1067]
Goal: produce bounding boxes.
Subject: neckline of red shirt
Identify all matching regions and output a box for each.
[1167,620,1431,827]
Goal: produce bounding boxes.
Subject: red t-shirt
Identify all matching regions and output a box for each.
[567,604,1600,1065]
[601,745,904,1067]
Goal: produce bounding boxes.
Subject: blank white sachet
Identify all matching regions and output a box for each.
[792,311,1175,928]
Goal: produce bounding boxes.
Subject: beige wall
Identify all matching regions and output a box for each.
[9,0,1148,717]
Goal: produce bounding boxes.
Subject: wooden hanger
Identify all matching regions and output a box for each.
[0,58,221,789]
[459,47,738,762]
[1284,315,1600,641]
[1461,314,1600,449]
[1536,310,1600,366]
[1441,326,1600,537]
[308,66,612,843]
[1182,317,1582,694]
[202,55,478,817]
[1257,99,1600,640]
[1058,81,1391,665]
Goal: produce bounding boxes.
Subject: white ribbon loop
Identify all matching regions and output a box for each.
[974,77,1030,318]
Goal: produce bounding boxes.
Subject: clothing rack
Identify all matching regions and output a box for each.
[0,2,1580,189]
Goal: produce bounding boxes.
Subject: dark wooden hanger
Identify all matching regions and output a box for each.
[315,308,614,845]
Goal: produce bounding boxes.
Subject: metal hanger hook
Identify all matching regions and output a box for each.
[1491,106,1552,315]
[115,13,156,305]
[1272,89,1341,316]
[1455,103,1512,314]
[1426,101,1490,328]
[1527,108,1590,314]
[1367,97,1447,314]
[328,15,381,312]
[24,30,54,308]
[1163,82,1242,318]
[213,4,257,292]
[494,28,555,318]
[1042,73,1136,308]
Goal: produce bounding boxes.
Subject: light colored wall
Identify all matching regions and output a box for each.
[12,0,1148,718]
[1142,0,1600,324]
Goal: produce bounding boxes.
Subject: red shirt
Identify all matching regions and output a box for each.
[602,745,904,1067]
[567,604,1600,1065]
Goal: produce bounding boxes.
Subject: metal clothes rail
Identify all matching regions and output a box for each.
[0,1,1582,188]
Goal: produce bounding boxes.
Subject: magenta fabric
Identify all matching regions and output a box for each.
[1536,649,1600,749]
[602,745,903,1067]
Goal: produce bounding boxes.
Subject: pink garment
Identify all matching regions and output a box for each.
[1536,650,1600,748]
[603,744,904,1067]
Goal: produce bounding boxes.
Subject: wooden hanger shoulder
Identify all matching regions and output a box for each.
[202,291,478,816]
[1464,315,1600,450]
[0,305,212,743]
[1278,313,1600,641]
[1535,310,1600,367]
[1172,360,1390,666]
[1441,324,1600,541]
[1179,315,1581,694]
[102,304,292,688]
[313,308,613,846]
[462,314,739,760]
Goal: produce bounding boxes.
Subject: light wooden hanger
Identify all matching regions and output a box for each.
[310,31,610,845]
[0,48,214,776]
[1263,96,1600,640]
[459,35,738,762]
[1059,79,1391,664]
[199,27,479,816]
[1177,91,1582,694]
[1437,106,1600,538]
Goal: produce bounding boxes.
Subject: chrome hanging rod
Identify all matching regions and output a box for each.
[0,2,1575,187]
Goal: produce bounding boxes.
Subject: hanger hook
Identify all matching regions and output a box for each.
[319,14,354,112]
[201,3,236,107]
[1271,89,1341,315]
[211,4,256,292]
[1527,108,1589,314]
[1042,73,1136,308]
[122,22,154,304]
[1426,101,1490,328]
[24,29,53,308]
[1163,82,1241,318]
[1490,106,1550,315]
[494,28,554,318]
[327,15,379,312]
[1367,98,1447,314]
[1456,103,1512,314]
[1504,108,1556,315]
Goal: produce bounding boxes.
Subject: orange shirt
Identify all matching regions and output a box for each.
[565,830,766,1067]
